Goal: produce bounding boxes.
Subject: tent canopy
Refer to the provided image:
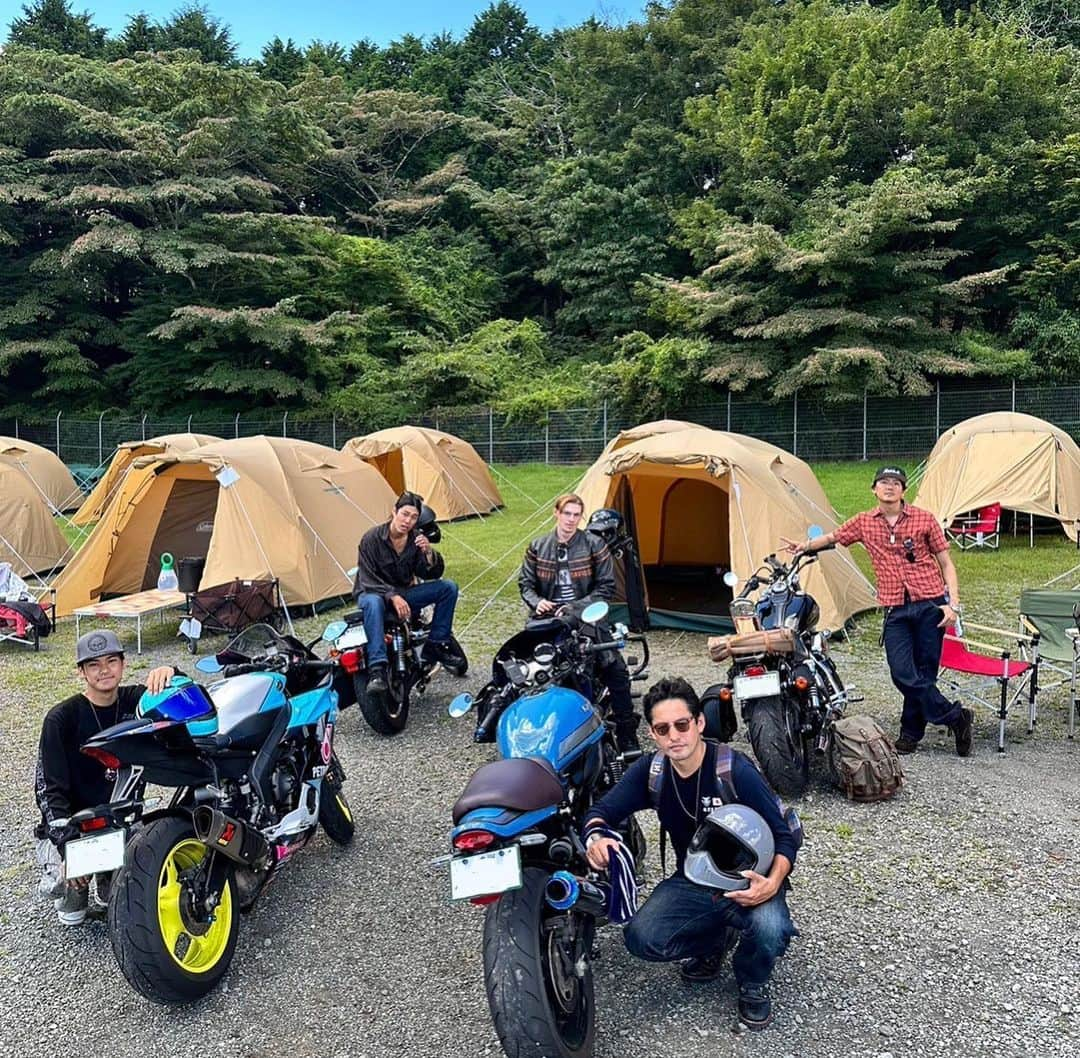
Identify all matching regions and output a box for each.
[72,433,222,526]
[53,436,396,616]
[581,427,875,631]
[914,412,1080,540]
[342,425,503,521]
[0,435,81,512]
[0,461,69,576]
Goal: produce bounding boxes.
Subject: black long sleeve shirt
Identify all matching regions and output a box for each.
[352,521,446,600]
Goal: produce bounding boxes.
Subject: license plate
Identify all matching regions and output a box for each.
[337,627,368,648]
[65,829,125,877]
[449,844,522,901]
[734,671,782,700]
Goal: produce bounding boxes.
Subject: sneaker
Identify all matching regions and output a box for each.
[894,736,919,754]
[367,664,388,694]
[54,885,88,927]
[679,952,726,983]
[737,983,773,1029]
[953,706,974,757]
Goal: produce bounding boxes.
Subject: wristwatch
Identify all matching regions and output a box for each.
[950,602,963,613]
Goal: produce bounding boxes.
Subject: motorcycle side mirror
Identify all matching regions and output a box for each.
[807,524,825,540]
[533,642,556,666]
[722,571,739,588]
[580,601,609,625]
[195,656,222,674]
[448,693,473,719]
[322,620,347,642]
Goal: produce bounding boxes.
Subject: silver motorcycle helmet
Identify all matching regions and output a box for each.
[684,805,775,891]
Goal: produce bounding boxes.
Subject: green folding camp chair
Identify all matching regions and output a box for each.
[1018,588,1080,739]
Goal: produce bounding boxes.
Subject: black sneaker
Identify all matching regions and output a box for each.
[894,736,919,754]
[367,664,388,694]
[737,983,773,1029]
[953,706,974,757]
[679,952,726,983]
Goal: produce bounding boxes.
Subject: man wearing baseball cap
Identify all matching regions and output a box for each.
[784,465,973,757]
[33,631,177,925]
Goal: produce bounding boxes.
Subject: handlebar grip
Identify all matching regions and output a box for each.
[813,542,837,552]
[222,663,261,677]
[584,639,624,654]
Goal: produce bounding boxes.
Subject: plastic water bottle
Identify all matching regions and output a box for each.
[157,552,179,591]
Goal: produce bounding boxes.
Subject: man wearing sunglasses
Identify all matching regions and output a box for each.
[784,465,973,756]
[584,677,799,1030]
[518,492,639,751]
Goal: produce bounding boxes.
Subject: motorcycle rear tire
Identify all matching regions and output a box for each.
[108,815,239,1005]
[319,754,355,845]
[482,867,595,1058]
[354,666,411,736]
[746,694,809,798]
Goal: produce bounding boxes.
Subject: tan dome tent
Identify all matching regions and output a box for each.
[0,436,81,513]
[0,462,69,575]
[342,426,503,521]
[914,412,1080,541]
[71,433,222,526]
[581,427,876,631]
[52,436,396,617]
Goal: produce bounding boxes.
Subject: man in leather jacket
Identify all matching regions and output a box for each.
[518,492,640,751]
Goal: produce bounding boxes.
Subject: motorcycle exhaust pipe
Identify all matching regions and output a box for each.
[544,870,608,918]
[192,806,270,868]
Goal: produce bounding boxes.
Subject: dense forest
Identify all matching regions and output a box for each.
[0,0,1077,424]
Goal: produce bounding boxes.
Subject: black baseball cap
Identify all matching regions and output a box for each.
[873,465,907,487]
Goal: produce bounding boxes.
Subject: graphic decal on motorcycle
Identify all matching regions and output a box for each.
[320,722,334,763]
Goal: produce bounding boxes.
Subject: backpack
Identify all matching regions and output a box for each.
[828,715,905,802]
[647,740,804,874]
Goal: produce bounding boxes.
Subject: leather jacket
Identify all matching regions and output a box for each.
[518,529,614,615]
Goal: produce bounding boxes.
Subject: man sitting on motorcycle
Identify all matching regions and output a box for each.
[34,630,176,926]
[353,490,461,694]
[584,676,799,1031]
[518,491,640,752]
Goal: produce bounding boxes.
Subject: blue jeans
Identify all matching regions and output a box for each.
[357,580,459,667]
[882,597,962,741]
[623,874,797,987]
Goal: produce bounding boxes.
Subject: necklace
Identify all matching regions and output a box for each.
[88,696,120,732]
[670,757,704,824]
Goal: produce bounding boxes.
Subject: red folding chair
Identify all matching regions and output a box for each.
[947,503,1001,550]
[938,621,1040,753]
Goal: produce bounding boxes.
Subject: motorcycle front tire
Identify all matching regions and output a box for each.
[746,693,809,797]
[482,867,595,1058]
[353,666,411,736]
[319,754,355,845]
[108,814,239,1005]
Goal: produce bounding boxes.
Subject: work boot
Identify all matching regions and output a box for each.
[953,706,974,757]
[680,926,738,982]
[367,663,388,694]
[615,714,642,754]
[737,983,773,1030]
[894,735,919,754]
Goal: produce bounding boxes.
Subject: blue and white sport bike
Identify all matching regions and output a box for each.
[441,602,648,1058]
[70,621,354,1005]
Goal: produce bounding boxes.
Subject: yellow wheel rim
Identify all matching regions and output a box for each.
[157,838,233,974]
[336,792,353,823]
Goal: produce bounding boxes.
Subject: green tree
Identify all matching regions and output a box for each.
[6,0,107,56]
[155,4,237,65]
[258,37,307,86]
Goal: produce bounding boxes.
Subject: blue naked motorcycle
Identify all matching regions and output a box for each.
[440,602,649,1058]
[65,621,354,1005]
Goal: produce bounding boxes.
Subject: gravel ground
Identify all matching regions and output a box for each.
[1,606,1078,1058]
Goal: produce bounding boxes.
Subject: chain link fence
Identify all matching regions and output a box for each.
[4,381,1080,468]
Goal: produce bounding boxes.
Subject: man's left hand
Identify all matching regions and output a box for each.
[725,870,778,907]
[938,604,958,628]
[415,532,430,554]
[144,667,176,695]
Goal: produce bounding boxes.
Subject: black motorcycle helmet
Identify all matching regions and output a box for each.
[586,507,623,541]
[415,502,441,544]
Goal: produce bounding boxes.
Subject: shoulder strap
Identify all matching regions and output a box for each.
[713,742,738,803]
[647,751,668,874]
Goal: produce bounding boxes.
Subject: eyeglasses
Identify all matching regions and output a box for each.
[903,537,916,563]
[650,717,694,738]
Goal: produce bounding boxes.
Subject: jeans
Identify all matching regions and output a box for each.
[36,837,111,923]
[882,597,962,741]
[623,874,797,987]
[357,579,459,668]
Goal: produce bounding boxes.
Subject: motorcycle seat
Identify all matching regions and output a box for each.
[452,756,565,825]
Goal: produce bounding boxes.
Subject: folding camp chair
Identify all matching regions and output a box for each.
[0,563,56,652]
[1018,589,1080,740]
[180,578,283,654]
[938,620,1041,753]
[947,503,1001,550]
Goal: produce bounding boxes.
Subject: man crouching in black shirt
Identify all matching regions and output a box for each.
[34,630,176,926]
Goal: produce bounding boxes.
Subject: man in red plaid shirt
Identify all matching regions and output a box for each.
[786,466,974,757]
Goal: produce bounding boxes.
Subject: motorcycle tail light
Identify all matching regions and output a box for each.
[745,665,767,677]
[82,746,121,770]
[453,830,496,853]
[469,894,502,907]
[79,815,110,833]
[719,687,733,701]
[339,648,363,674]
[794,676,810,693]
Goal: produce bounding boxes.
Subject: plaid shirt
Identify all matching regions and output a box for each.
[834,503,949,606]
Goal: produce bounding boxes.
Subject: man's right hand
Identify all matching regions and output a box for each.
[535,599,557,616]
[585,835,620,870]
[390,595,411,621]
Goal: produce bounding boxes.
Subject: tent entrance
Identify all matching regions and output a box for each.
[139,477,219,590]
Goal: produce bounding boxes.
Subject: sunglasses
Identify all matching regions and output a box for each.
[650,717,694,738]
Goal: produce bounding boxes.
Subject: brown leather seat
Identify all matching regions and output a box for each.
[452,756,565,824]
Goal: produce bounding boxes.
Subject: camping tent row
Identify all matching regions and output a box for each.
[577,421,877,632]
[913,411,1080,541]
[52,436,397,617]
